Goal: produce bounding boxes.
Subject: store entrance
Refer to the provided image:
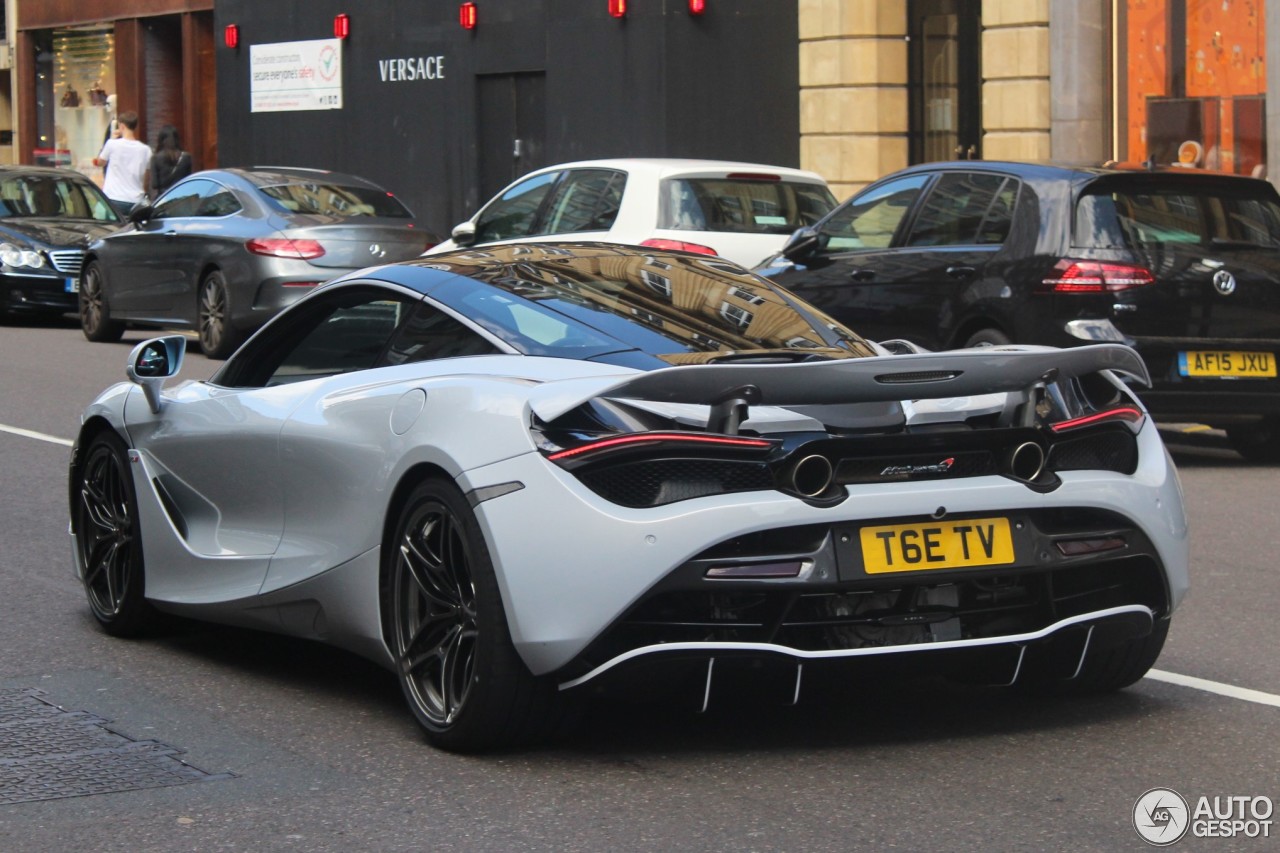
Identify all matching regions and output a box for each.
[475,72,547,203]
[908,0,982,163]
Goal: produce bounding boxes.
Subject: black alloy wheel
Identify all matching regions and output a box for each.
[75,432,156,636]
[198,270,239,359]
[387,479,567,752]
[79,261,125,342]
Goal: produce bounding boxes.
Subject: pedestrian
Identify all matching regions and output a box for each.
[150,125,193,200]
[93,110,151,216]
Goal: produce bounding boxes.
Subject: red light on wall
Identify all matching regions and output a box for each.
[460,2,478,30]
[608,0,627,18]
[689,0,706,14]
[334,13,350,39]
[223,24,239,49]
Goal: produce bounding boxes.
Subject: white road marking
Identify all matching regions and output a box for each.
[0,419,1276,710]
[1146,669,1280,709]
[0,423,74,447]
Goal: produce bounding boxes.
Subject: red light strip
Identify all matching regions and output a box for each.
[1049,407,1144,433]
[547,432,771,461]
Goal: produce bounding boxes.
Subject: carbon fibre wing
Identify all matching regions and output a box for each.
[527,344,1149,422]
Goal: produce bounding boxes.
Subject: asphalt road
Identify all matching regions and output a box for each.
[2,316,1278,852]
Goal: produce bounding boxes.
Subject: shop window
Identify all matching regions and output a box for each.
[35,27,116,179]
[1119,1,1266,176]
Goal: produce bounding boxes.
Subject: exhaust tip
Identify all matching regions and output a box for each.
[790,454,834,497]
[1007,441,1046,483]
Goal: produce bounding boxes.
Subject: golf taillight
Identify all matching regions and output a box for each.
[1039,260,1155,293]
[246,237,326,260]
[639,238,718,257]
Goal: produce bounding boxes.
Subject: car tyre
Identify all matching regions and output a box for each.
[75,431,158,637]
[79,261,125,343]
[962,327,1011,348]
[198,270,242,360]
[1227,418,1280,463]
[387,478,570,752]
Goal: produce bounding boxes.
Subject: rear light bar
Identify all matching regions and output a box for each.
[546,432,772,462]
[1049,406,1144,433]
[639,238,719,256]
[724,172,781,181]
[1039,260,1155,293]
[246,237,326,260]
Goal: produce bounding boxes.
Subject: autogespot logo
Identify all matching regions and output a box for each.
[1134,788,1191,846]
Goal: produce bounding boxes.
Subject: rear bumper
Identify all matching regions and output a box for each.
[559,605,1156,695]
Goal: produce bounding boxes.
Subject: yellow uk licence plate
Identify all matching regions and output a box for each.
[1178,350,1276,378]
[860,517,1015,574]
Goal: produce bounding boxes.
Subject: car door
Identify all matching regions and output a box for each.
[126,284,429,603]
[860,171,1018,347]
[264,291,502,594]
[767,173,932,342]
[104,178,219,317]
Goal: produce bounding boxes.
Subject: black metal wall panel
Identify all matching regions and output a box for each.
[214,0,799,237]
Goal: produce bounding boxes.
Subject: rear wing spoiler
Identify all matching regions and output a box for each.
[528,344,1149,423]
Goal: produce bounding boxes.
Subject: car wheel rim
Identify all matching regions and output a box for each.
[81,268,103,332]
[394,502,478,727]
[200,278,225,352]
[78,445,133,618]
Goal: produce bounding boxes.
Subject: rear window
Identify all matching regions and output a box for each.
[659,177,836,234]
[258,182,413,219]
[1075,180,1280,249]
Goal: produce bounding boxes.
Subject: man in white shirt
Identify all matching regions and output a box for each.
[94,111,151,216]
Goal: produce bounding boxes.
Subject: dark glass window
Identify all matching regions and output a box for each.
[818,174,929,251]
[905,172,1007,247]
[258,182,412,218]
[659,178,837,234]
[153,179,218,219]
[0,173,118,222]
[537,169,625,235]
[381,303,500,365]
[474,172,559,243]
[1075,181,1280,249]
[215,286,418,388]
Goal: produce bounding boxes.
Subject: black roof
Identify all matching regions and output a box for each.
[887,159,1272,191]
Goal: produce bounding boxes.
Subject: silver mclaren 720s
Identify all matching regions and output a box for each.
[69,242,1188,751]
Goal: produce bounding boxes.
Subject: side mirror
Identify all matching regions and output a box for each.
[128,202,154,225]
[451,221,477,247]
[126,335,186,414]
[781,226,821,263]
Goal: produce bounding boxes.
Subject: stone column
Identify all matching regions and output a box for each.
[1050,0,1111,162]
[1267,0,1280,186]
[982,0,1050,161]
[798,0,909,199]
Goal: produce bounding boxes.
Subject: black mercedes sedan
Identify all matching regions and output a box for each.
[0,166,120,321]
[758,161,1280,462]
[79,167,440,358]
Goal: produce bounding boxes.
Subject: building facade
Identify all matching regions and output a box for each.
[802,0,1275,199]
[211,0,801,236]
[6,2,1277,234]
[14,0,216,181]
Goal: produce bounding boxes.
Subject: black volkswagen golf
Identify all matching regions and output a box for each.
[759,161,1280,461]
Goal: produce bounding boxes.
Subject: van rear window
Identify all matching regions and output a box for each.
[1075,181,1280,249]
